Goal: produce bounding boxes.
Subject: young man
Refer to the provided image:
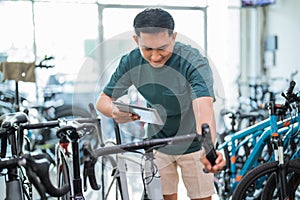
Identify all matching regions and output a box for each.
[96,8,225,200]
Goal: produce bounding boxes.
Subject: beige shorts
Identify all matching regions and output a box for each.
[154,150,215,199]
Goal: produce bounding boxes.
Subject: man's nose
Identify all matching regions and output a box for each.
[151,50,161,61]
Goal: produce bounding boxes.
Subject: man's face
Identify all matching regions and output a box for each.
[133,30,176,68]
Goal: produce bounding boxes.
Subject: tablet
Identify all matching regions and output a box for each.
[112,101,164,125]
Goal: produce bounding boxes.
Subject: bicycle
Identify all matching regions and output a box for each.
[82,130,204,200]
[8,113,101,200]
[231,111,300,199]
[3,103,105,200]
[56,107,214,200]
[215,80,300,199]
[0,111,69,200]
[230,83,300,199]
[0,153,70,200]
[55,120,100,199]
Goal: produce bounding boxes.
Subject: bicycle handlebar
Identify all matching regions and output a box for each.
[0,153,70,198]
[286,80,296,97]
[281,80,298,103]
[81,132,203,192]
[35,55,55,69]
[0,104,100,132]
[91,133,201,158]
[268,80,299,116]
[20,117,100,130]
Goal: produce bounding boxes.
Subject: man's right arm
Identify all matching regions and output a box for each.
[96,92,114,118]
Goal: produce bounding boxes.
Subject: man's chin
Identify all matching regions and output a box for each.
[150,62,165,68]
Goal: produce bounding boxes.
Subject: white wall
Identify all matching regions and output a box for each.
[266,0,300,88]
[239,0,300,99]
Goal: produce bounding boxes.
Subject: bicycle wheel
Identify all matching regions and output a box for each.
[232,158,300,200]
[261,158,300,200]
[99,155,122,200]
[57,150,72,200]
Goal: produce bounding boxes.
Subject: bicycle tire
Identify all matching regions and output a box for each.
[232,158,300,200]
[215,132,256,199]
[261,158,300,200]
[57,151,72,200]
[99,155,122,200]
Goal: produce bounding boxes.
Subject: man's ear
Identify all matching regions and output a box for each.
[172,32,177,41]
[133,35,139,45]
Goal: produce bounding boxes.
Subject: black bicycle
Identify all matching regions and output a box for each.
[54,112,211,200]
[0,112,69,200]
[231,158,300,200]
[79,123,217,200]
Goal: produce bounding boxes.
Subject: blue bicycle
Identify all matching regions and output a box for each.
[215,81,300,199]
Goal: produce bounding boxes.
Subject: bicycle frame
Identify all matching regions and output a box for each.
[55,121,101,200]
[110,149,164,200]
[1,112,70,200]
[103,122,164,200]
[0,112,30,200]
[84,130,202,200]
[217,102,300,193]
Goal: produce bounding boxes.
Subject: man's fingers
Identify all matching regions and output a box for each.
[113,110,140,124]
[201,150,225,173]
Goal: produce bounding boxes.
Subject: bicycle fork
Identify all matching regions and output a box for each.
[270,102,289,200]
[273,136,290,200]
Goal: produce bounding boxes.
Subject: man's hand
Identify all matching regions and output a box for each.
[112,105,140,124]
[201,150,225,173]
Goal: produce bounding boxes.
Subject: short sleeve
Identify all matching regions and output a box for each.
[103,55,132,99]
[188,57,215,100]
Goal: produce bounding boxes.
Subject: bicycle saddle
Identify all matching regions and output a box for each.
[0,112,29,128]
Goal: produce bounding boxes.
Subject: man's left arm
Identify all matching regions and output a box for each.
[192,96,225,173]
[192,96,216,142]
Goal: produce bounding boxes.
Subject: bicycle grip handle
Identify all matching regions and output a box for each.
[206,148,217,166]
[286,80,296,96]
[201,123,217,166]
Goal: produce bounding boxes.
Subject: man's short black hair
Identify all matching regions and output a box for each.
[133,8,175,37]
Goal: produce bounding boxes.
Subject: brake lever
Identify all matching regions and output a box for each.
[82,142,100,191]
[22,154,70,197]
[86,157,100,191]
[25,167,47,200]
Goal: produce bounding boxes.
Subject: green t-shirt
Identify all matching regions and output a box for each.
[103,42,215,155]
